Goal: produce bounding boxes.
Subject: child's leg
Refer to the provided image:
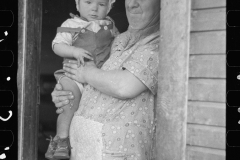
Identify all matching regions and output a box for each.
[56,76,81,139]
[45,77,81,159]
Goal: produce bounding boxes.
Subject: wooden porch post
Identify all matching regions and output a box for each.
[156,0,190,159]
[18,0,42,159]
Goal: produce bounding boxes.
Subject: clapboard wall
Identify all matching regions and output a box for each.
[187,0,226,159]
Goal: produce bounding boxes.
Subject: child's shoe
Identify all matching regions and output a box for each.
[45,136,58,160]
[53,137,71,159]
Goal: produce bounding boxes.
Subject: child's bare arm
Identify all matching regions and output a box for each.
[53,43,93,65]
[53,43,75,58]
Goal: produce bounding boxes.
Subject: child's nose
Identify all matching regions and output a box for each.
[91,4,98,11]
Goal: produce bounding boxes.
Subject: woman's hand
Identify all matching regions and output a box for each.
[63,60,96,84]
[51,83,75,114]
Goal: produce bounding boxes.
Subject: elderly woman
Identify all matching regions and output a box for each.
[51,0,160,159]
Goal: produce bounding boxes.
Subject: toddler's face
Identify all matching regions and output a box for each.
[78,0,109,21]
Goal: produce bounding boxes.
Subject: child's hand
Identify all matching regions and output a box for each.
[72,47,93,67]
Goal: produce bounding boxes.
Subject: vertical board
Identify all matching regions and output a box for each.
[156,0,190,159]
[18,0,42,159]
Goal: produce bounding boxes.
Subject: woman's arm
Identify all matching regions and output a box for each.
[64,62,148,100]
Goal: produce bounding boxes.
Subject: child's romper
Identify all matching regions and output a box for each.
[53,14,117,92]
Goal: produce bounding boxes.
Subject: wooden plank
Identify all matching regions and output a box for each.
[187,124,225,149]
[18,0,42,160]
[190,31,226,54]
[188,79,226,102]
[156,0,190,159]
[186,146,225,160]
[189,55,226,78]
[192,0,226,10]
[191,8,226,31]
[188,101,226,127]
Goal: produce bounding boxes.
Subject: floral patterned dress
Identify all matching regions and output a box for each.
[69,29,160,160]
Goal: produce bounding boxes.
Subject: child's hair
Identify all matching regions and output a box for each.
[75,0,116,13]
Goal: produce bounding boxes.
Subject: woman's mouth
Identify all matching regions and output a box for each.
[127,7,142,14]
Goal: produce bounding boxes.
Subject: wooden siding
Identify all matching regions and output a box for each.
[187,124,225,149]
[187,0,226,159]
[189,55,226,78]
[191,8,226,31]
[190,31,226,54]
[188,101,225,127]
[187,146,225,160]
[188,79,226,102]
[191,0,226,9]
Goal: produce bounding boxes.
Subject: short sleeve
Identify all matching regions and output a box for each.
[122,40,159,95]
[52,19,74,48]
[106,16,119,38]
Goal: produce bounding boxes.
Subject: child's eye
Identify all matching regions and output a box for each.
[99,3,106,6]
[85,1,91,4]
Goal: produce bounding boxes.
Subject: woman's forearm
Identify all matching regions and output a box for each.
[53,43,75,58]
[83,66,147,99]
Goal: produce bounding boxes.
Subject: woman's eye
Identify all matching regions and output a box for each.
[85,1,91,4]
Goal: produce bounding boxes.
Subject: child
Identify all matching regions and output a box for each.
[45,0,118,159]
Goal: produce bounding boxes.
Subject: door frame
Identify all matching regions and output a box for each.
[18,0,42,159]
[17,0,190,159]
[156,0,190,159]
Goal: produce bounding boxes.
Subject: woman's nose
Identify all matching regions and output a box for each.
[127,0,139,9]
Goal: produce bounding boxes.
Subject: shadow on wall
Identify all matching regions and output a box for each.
[38,0,128,159]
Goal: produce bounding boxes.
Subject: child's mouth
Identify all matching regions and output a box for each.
[90,15,98,19]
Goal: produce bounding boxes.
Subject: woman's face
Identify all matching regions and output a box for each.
[125,0,160,30]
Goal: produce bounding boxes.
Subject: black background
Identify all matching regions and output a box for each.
[0,0,18,160]
[227,0,240,159]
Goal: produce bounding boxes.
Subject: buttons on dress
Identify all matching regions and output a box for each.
[81,29,85,33]
[104,26,108,30]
